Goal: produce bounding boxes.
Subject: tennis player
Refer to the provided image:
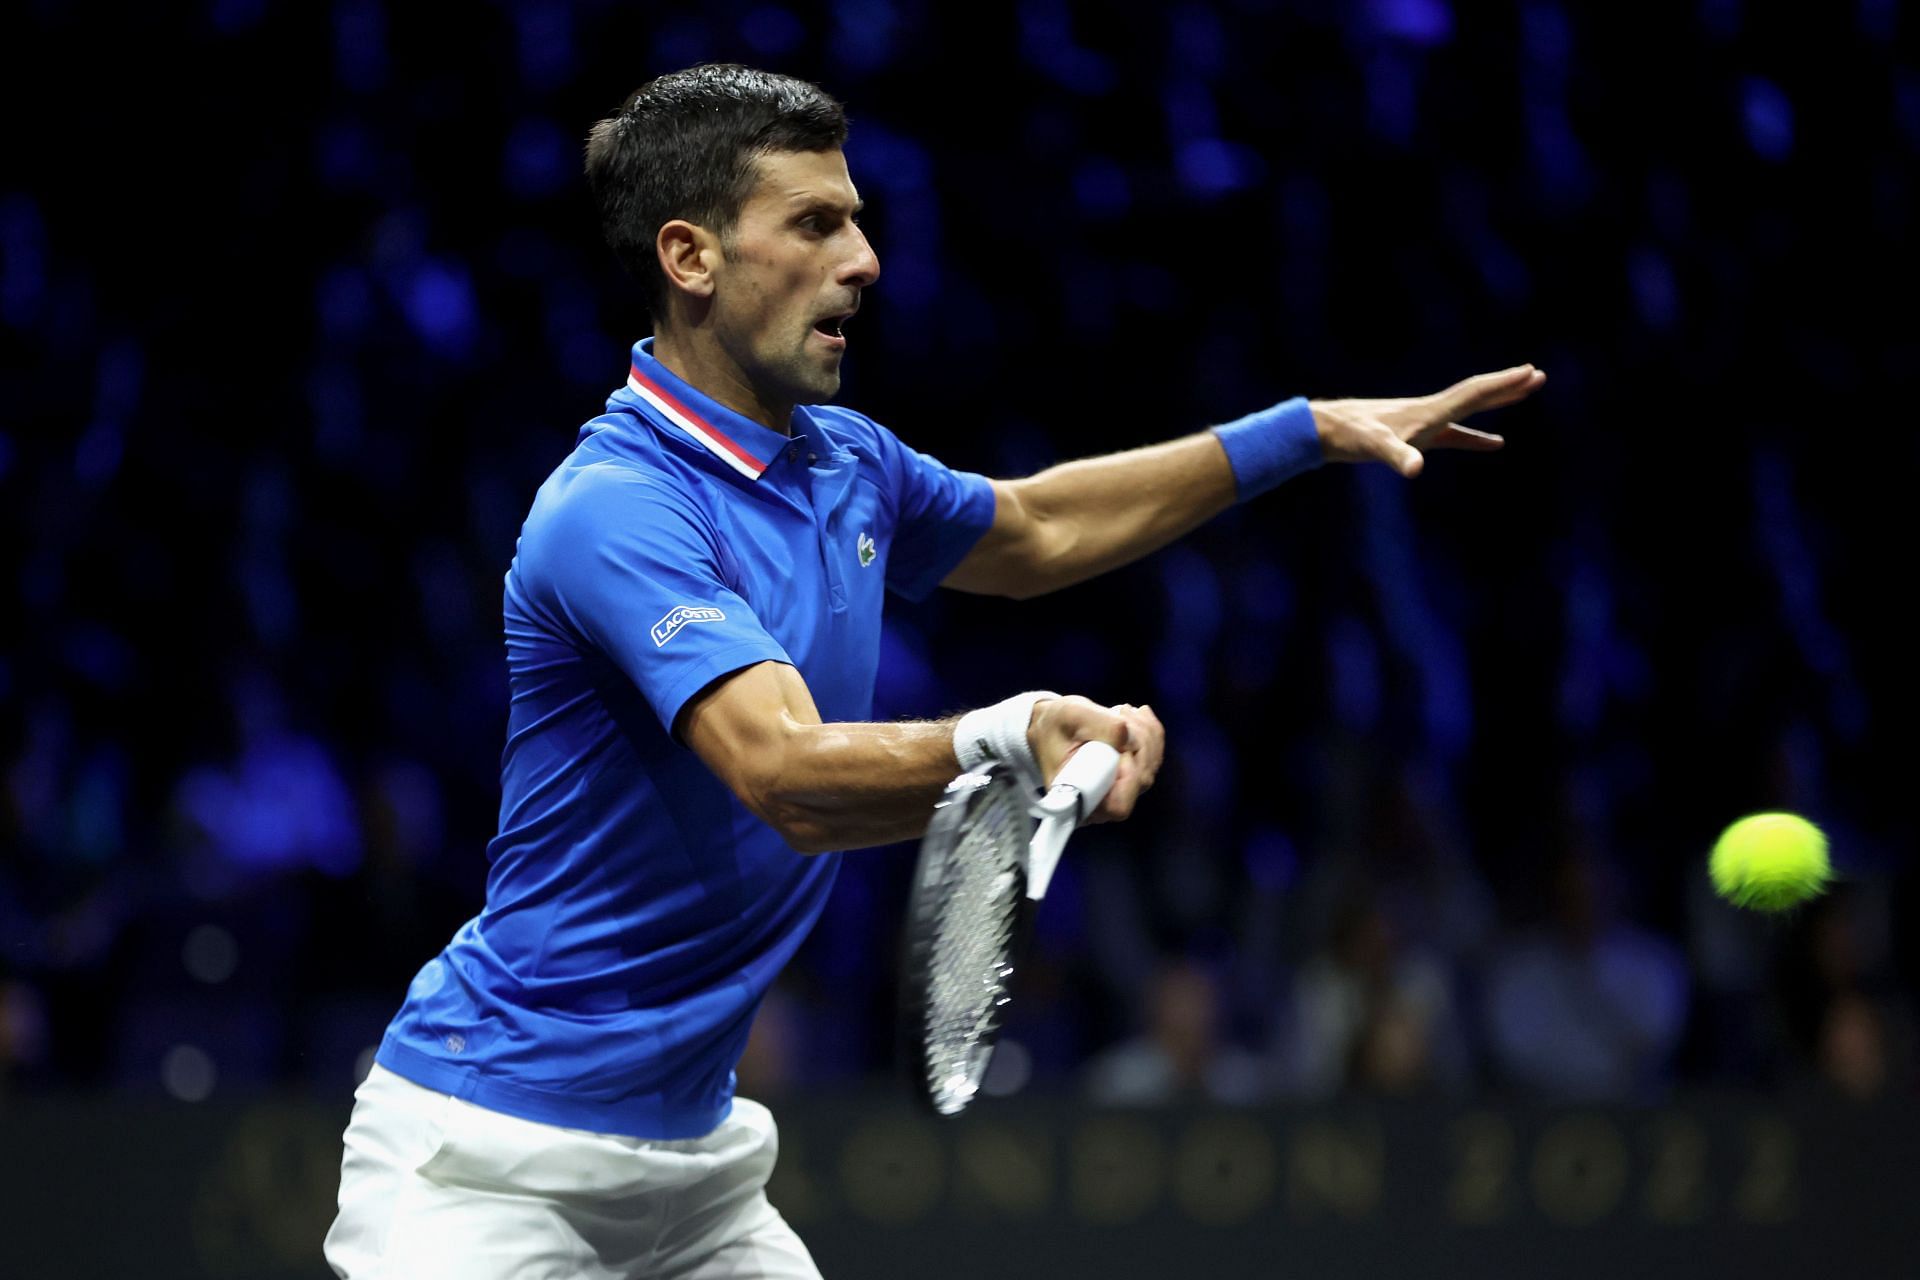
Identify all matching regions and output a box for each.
[325,64,1543,1279]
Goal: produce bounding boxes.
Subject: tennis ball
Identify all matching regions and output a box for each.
[1709,812,1831,912]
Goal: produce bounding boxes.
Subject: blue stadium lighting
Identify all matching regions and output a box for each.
[1742,77,1795,162]
[1175,138,1264,199]
[741,4,807,59]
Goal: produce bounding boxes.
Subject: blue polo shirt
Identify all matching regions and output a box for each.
[376,339,996,1138]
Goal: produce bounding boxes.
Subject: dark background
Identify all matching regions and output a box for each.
[2,0,1917,1272]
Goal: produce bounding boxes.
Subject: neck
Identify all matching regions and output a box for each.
[649,326,794,435]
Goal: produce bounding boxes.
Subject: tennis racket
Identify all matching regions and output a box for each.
[899,739,1122,1117]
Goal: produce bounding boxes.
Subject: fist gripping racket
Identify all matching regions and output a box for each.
[900,740,1122,1116]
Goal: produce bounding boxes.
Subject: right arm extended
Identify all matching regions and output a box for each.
[676,661,1163,854]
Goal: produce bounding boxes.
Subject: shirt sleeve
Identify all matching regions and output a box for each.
[526,465,792,734]
[863,420,997,601]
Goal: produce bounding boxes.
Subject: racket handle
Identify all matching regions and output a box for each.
[1035,739,1122,823]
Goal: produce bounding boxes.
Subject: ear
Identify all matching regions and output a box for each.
[656,220,722,301]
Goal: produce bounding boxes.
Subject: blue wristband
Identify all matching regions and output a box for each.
[1210,396,1322,501]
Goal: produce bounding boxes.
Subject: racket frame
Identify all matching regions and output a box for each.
[898,741,1121,1116]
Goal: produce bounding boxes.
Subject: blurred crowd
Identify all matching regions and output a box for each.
[3,1,1915,1108]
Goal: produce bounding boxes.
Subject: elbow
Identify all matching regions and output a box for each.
[759,796,837,855]
[740,754,839,854]
[980,481,1060,601]
[1002,533,1080,600]
[998,556,1058,601]
[1002,514,1074,601]
[725,721,833,852]
[781,824,840,856]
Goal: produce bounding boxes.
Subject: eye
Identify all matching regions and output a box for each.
[797,209,861,236]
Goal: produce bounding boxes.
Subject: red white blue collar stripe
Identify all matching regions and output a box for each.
[626,365,769,481]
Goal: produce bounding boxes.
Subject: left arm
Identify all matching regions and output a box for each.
[941,363,1546,600]
[939,431,1239,600]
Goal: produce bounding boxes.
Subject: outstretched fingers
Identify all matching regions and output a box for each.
[1436,364,1546,419]
[1423,422,1507,453]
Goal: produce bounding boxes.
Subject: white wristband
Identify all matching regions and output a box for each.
[954,690,1057,794]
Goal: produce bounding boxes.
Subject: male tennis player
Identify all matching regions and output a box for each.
[325,64,1543,1279]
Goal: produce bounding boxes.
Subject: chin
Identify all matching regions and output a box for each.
[784,359,842,406]
[751,345,843,408]
[805,371,843,403]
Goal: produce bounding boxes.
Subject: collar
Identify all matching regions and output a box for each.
[623,339,796,482]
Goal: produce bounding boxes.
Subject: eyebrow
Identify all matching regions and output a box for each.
[786,194,864,215]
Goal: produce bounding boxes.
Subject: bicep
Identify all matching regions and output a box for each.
[676,660,822,811]
[937,479,1043,597]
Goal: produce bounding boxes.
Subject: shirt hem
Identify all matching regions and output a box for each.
[375,1035,733,1140]
[890,470,997,602]
[649,639,794,735]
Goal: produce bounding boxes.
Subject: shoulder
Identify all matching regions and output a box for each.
[522,449,715,573]
[541,453,680,524]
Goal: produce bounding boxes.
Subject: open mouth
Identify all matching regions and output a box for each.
[812,307,856,346]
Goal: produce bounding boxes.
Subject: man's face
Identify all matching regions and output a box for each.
[709,148,879,409]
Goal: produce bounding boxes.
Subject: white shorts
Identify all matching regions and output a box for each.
[325,1065,821,1280]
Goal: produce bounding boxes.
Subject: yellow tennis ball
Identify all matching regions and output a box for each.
[1710,812,1831,912]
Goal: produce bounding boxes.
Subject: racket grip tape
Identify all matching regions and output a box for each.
[1037,740,1122,822]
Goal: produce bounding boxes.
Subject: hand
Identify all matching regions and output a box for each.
[1310,363,1547,478]
[1027,696,1165,823]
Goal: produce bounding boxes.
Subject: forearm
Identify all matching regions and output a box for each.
[753,715,962,854]
[961,398,1321,599]
[759,693,1145,851]
[685,665,1153,853]
[995,432,1240,597]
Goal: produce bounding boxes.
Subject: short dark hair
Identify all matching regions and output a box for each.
[584,64,849,320]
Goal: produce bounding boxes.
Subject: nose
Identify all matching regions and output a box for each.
[841,223,880,288]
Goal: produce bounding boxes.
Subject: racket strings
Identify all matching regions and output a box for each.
[920,783,1028,1108]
